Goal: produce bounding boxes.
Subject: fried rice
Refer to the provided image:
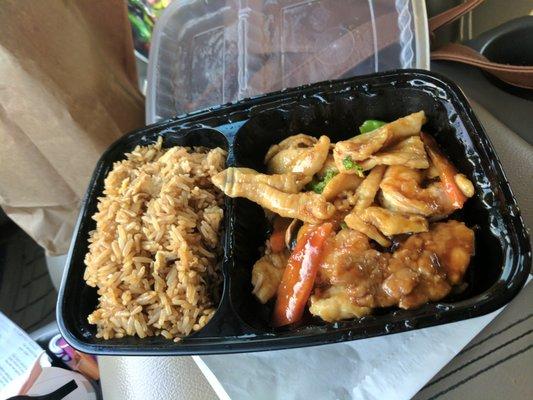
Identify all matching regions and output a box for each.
[84,137,226,341]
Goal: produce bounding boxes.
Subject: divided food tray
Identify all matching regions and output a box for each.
[57,70,531,355]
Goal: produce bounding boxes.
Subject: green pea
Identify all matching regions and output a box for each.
[359,119,387,134]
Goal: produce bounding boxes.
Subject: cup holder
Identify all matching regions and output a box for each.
[466,16,533,99]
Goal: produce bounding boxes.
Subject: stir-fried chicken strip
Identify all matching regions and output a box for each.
[353,165,386,212]
[344,213,391,247]
[358,136,429,170]
[384,110,427,140]
[317,153,338,176]
[252,251,289,303]
[311,221,474,317]
[334,126,393,168]
[343,165,392,246]
[334,111,427,172]
[214,167,309,193]
[265,134,330,176]
[359,206,428,236]
[212,169,335,223]
[321,173,363,201]
[265,134,316,163]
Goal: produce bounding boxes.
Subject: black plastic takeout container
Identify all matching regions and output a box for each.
[57,70,531,355]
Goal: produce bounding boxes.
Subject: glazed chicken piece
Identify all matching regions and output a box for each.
[399,220,475,285]
[212,169,335,223]
[309,221,475,319]
[358,136,429,170]
[251,251,289,304]
[309,286,371,322]
[265,134,330,177]
[383,220,474,308]
[315,229,374,283]
[334,111,427,172]
[315,229,399,309]
[313,229,398,312]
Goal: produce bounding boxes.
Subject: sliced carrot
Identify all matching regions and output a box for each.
[272,223,333,327]
[270,231,285,253]
[421,132,467,209]
[269,217,291,253]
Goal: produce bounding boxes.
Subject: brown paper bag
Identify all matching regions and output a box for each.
[0,0,144,255]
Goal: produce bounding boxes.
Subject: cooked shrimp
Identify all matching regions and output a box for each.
[212,169,335,223]
[379,165,454,218]
[358,136,429,170]
[380,132,475,217]
[252,252,289,303]
[360,206,428,236]
[420,132,474,208]
[265,134,330,176]
[334,111,427,171]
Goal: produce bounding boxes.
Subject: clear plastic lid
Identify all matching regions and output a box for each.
[146,0,429,123]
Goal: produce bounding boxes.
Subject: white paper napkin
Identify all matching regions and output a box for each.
[194,311,499,400]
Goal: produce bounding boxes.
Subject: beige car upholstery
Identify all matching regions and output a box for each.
[98,101,531,400]
[99,356,218,399]
[470,103,532,233]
